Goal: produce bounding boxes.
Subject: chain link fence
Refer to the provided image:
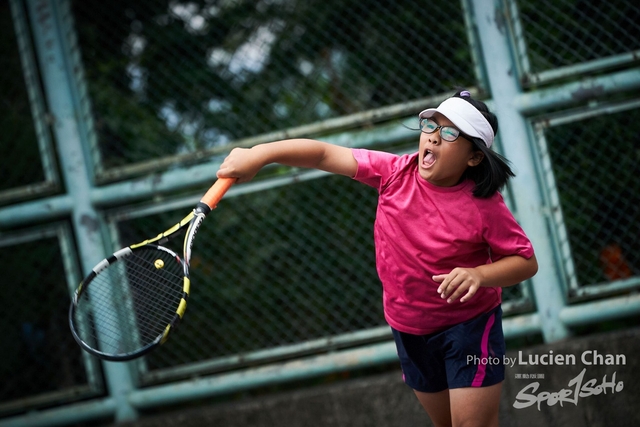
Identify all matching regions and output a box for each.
[1,0,639,419]
[535,102,640,294]
[1,0,57,205]
[69,0,477,180]
[511,0,640,83]
[109,175,381,381]
[0,225,100,415]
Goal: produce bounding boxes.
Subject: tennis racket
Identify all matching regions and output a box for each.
[69,177,236,361]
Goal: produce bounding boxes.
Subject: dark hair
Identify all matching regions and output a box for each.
[454,90,515,198]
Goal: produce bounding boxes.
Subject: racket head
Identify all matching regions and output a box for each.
[69,244,189,361]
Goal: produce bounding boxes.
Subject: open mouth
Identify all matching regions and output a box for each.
[422,149,436,168]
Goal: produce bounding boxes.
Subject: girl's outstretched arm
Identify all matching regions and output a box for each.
[217,139,358,183]
[433,254,538,303]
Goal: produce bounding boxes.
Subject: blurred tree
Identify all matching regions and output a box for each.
[70,0,474,172]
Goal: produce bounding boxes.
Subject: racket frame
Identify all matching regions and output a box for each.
[69,178,235,361]
[69,244,184,361]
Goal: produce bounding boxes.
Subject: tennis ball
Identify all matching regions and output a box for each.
[154,259,165,269]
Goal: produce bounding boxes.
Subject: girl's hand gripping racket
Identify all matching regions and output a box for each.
[69,178,236,361]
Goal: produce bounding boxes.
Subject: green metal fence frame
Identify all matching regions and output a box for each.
[3,0,60,205]
[504,0,640,87]
[531,98,640,300]
[0,223,103,415]
[1,0,640,425]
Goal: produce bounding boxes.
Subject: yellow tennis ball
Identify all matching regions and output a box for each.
[154,259,165,269]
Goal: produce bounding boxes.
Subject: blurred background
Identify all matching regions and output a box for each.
[0,0,639,425]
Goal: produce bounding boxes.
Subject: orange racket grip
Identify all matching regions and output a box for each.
[200,177,236,210]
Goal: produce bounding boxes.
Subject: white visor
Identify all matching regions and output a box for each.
[419,97,494,148]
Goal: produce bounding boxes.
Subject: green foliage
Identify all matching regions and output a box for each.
[70,0,475,172]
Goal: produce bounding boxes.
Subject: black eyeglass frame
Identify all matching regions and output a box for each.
[419,118,465,142]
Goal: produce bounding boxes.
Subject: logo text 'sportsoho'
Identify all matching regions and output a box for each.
[508,350,627,411]
[513,368,624,410]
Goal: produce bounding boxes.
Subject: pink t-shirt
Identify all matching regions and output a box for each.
[352,149,535,335]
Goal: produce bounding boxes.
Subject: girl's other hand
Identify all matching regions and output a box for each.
[433,267,483,303]
[434,255,538,303]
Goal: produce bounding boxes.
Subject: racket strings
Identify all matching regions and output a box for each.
[73,248,184,356]
[127,256,183,318]
[91,253,180,349]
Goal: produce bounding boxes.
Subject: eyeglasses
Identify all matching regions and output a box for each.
[419,118,461,142]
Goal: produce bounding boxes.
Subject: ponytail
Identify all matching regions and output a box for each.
[454,90,515,198]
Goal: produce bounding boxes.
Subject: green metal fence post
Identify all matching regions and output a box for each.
[470,0,571,342]
[25,0,136,422]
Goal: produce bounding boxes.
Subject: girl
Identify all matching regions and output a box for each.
[217,90,538,427]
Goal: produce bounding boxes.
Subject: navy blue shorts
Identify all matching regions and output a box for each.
[391,305,505,393]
